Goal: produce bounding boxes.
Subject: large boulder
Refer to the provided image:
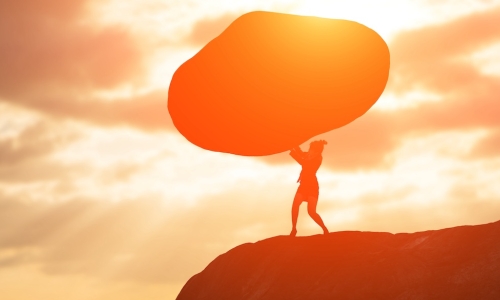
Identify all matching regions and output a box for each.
[168,11,390,156]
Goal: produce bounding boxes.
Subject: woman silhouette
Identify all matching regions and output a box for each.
[289,140,329,236]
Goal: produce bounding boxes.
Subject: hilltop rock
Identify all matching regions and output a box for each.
[177,221,500,299]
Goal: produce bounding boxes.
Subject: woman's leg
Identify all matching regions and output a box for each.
[307,196,329,234]
[290,192,303,236]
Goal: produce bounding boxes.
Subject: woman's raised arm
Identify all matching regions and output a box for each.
[289,146,305,165]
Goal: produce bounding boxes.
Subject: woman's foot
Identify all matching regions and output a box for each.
[290,228,297,237]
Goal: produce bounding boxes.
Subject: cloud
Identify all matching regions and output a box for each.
[186,13,240,46]
[0,121,78,166]
[352,196,500,234]
[389,5,500,93]
[0,0,167,135]
[0,0,177,133]
[9,90,173,131]
[469,130,500,158]
[0,118,91,183]
[260,110,398,170]
[0,0,145,99]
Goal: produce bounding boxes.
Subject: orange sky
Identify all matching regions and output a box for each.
[1,0,500,299]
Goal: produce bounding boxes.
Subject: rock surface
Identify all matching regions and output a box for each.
[168,11,390,156]
[177,220,500,299]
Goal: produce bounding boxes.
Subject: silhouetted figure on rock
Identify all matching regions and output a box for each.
[289,140,329,236]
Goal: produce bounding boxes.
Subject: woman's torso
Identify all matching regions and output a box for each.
[298,154,322,185]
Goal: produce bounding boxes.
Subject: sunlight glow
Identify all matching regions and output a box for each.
[373,90,443,111]
[468,42,500,77]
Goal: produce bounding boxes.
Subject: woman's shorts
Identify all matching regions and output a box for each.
[296,181,319,200]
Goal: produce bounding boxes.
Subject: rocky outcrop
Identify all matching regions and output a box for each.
[177,220,500,299]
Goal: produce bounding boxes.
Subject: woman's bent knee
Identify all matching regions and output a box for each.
[307,209,318,216]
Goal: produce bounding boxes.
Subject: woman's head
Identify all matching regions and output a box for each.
[309,140,327,154]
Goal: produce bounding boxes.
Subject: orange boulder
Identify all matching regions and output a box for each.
[168,11,390,156]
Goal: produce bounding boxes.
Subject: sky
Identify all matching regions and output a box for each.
[1,0,500,299]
